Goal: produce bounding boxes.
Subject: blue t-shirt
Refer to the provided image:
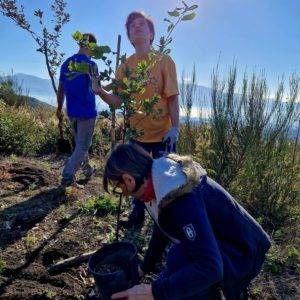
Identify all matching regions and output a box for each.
[59,54,97,118]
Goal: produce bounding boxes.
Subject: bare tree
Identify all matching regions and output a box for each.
[0,0,70,94]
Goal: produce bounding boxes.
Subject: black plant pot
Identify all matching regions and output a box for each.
[88,242,139,300]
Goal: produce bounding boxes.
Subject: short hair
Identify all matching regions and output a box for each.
[79,33,97,47]
[103,143,153,193]
[125,11,155,46]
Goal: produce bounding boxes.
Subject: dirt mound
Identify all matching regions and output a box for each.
[0,156,106,299]
[0,163,53,198]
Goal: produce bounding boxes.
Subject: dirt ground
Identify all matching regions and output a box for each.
[0,155,299,299]
[0,154,132,299]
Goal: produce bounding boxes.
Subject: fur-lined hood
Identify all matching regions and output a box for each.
[152,154,207,209]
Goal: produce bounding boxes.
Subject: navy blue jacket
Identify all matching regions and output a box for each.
[142,176,271,300]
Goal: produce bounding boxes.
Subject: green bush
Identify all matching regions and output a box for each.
[0,103,114,156]
[0,76,27,107]
[0,106,41,155]
[191,66,300,231]
[36,111,73,155]
[264,244,300,276]
[79,195,118,216]
[229,141,299,231]
[89,117,111,156]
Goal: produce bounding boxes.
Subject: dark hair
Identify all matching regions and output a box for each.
[79,33,97,46]
[103,143,153,193]
[125,11,155,46]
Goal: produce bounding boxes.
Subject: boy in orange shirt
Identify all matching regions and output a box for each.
[92,11,180,228]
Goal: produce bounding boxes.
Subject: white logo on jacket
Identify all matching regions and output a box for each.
[183,224,196,241]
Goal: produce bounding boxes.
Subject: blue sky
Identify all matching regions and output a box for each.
[1,0,300,92]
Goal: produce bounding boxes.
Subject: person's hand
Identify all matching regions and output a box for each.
[89,65,102,94]
[90,75,102,94]
[163,126,179,151]
[56,108,63,121]
[111,284,153,300]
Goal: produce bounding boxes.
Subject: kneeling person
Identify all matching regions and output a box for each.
[103,144,271,300]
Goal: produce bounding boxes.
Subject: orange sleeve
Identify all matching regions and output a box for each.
[162,55,179,99]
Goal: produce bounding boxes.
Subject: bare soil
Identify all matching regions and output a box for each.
[0,155,299,299]
[0,155,114,299]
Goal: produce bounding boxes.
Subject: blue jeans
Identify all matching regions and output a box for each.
[128,140,176,227]
[61,117,96,184]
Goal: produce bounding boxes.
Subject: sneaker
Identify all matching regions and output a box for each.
[60,179,73,188]
[60,179,84,190]
[71,182,85,189]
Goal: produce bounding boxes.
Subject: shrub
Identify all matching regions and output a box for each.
[79,195,118,216]
[0,105,41,155]
[229,140,299,231]
[192,66,300,231]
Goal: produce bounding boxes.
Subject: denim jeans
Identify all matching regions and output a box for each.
[61,117,96,184]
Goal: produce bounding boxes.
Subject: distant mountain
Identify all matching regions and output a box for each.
[11,73,57,106]
[9,73,110,110]
[179,84,212,108]
[2,73,298,139]
[26,96,54,110]
[10,73,214,111]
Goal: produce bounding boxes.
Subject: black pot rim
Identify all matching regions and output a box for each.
[88,241,137,276]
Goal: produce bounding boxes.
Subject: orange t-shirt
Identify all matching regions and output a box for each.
[116,52,179,142]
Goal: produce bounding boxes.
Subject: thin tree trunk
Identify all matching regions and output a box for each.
[111,35,121,149]
[115,194,123,242]
[44,39,58,95]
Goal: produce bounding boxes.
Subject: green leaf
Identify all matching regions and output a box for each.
[67,60,90,74]
[167,24,174,32]
[187,5,198,11]
[168,10,180,17]
[68,60,76,71]
[91,45,111,59]
[99,45,111,53]
[91,48,104,59]
[181,12,196,21]
[164,18,171,23]
[72,31,83,41]
[88,42,97,49]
